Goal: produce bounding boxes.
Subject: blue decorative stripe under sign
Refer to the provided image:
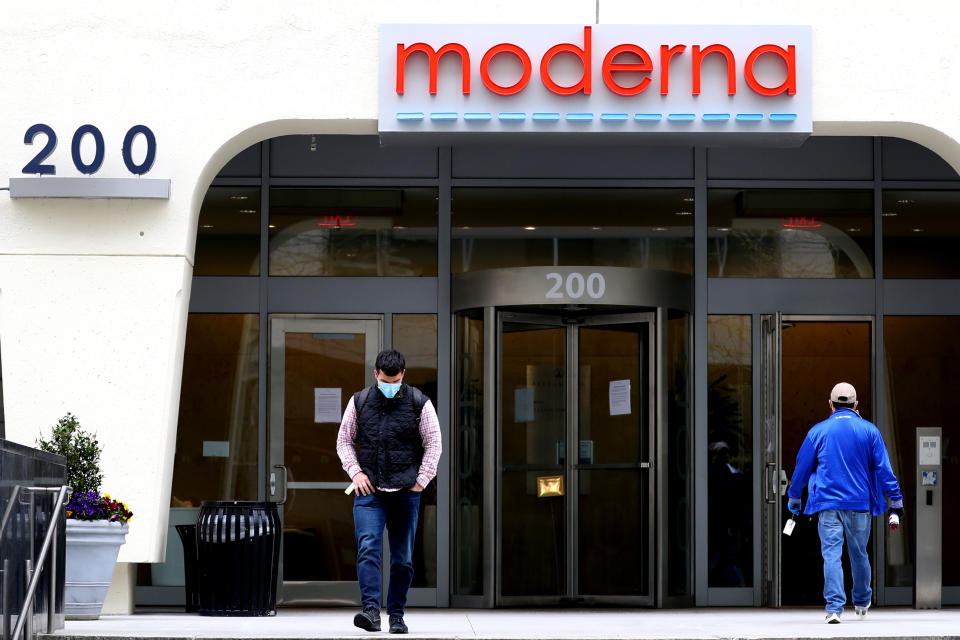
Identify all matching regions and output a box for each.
[397,111,797,126]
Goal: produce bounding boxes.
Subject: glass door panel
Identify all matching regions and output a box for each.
[498,314,567,599]
[269,316,380,604]
[761,316,874,607]
[577,318,653,600]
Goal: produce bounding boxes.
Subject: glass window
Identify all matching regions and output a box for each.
[268,188,438,276]
[171,314,260,505]
[194,187,261,276]
[667,312,692,597]
[452,189,694,274]
[707,315,753,587]
[707,190,874,278]
[454,310,484,596]
[883,191,960,278]
[0,341,5,439]
[392,314,439,589]
[884,316,960,588]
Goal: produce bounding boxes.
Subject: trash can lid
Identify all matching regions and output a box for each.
[200,500,276,508]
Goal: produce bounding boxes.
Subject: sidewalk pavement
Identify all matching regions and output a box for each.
[48,607,960,639]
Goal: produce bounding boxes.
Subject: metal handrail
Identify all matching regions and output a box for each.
[9,485,69,640]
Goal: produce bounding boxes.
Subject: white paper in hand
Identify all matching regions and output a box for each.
[783,517,796,536]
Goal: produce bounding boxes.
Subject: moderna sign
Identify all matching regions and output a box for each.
[378,24,811,143]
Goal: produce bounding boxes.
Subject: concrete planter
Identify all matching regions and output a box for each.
[64,519,129,620]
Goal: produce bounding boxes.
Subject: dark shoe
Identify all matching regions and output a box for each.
[389,614,408,634]
[354,607,381,632]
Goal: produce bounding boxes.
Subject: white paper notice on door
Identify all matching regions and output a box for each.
[919,436,941,465]
[609,379,631,416]
[514,387,535,422]
[314,387,342,423]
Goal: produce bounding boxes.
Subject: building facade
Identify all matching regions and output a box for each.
[1,0,958,610]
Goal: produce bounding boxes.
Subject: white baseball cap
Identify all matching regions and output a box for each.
[830,382,857,404]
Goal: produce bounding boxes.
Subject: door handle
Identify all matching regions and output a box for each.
[764,462,777,504]
[271,464,288,505]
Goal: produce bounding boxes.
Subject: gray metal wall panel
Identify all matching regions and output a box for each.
[883,280,960,314]
[451,144,694,179]
[189,277,260,312]
[707,137,873,180]
[707,279,875,314]
[882,137,960,181]
[267,277,438,313]
[217,143,262,178]
[270,135,438,178]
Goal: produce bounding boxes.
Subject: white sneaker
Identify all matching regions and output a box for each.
[855,603,870,619]
[825,612,842,624]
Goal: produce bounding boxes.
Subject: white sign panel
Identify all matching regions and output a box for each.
[919,436,940,466]
[379,24,811,140]
[314,387,343,423]
[609,379,631,416]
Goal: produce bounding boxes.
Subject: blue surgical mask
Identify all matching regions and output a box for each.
[378,380,402,399]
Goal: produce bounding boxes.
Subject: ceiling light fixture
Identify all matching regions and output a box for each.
[524,226,536,230]
[229,195,249,201]
[881,212,898,217]
[682,196,695,202]
[897,199,916,204]
[238,209,257,214]
[675,211,693,216]
[201,224,214,229]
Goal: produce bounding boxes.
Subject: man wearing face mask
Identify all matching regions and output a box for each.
[336,349,441,634]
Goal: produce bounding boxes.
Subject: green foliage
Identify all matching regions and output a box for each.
[37,413,103,494]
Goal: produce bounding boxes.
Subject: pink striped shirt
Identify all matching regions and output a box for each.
[336,391,442,491]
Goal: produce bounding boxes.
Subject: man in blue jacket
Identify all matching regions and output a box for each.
[787,382,904,624]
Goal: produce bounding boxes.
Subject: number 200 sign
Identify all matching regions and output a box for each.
[22,124,157,176]
[546,272,606,300]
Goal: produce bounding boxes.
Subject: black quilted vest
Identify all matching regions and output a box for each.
[354,384,423,489]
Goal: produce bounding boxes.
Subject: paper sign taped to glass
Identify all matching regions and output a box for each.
[537,474,565,498]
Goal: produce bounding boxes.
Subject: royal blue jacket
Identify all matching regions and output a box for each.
[788,408,903,516]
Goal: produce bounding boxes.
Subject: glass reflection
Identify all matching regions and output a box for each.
[452,189,694,274]
[884,316,960,588]
[393,314,439,588]
[667,312,692,597]
[172,314,259,505]
[454,310,484,596]
[883,191,960,278]
[707,315,753,587]
[707,190,874,278]
[269,188,438,276]
[194,187,261,276]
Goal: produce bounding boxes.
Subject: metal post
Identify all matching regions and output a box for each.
[47,525,57,633]
[2,558,9,640]
[23,560,33,640]
[914,427,942,609]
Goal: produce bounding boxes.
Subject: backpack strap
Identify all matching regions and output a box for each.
[353,386,374,416]
[409,386,427,424]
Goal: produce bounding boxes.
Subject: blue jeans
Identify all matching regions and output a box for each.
[818,509,872,613]
[353,489,421,615]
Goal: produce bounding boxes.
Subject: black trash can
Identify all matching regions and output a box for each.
[175,524,200,613]
[196,501,281,616]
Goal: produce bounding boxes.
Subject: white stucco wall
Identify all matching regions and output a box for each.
[0,0,958,562]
